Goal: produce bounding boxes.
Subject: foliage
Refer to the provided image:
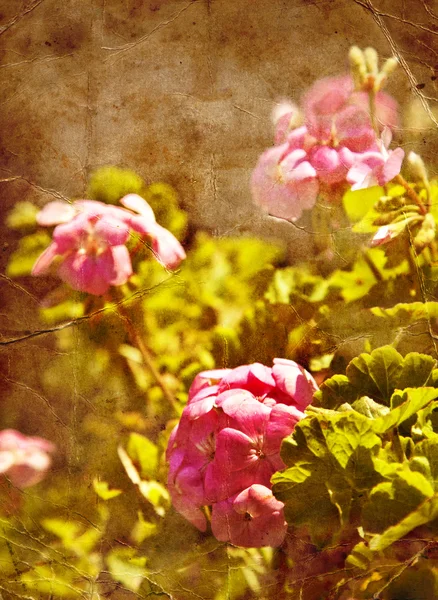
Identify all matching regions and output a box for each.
[3,47,438,600]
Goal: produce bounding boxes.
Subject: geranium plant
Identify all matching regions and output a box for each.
[2,45,438,600]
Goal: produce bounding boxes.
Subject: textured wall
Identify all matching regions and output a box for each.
[1,0,437,257]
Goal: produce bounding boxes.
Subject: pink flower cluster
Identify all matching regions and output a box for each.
[251,75,404,222]
[0,429,55,488]
[167,360,318,547]
[32,194,186,296]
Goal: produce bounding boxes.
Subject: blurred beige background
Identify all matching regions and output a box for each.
[1,0,437,320]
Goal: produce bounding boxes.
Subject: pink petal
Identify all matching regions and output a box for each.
[32,243,61,275]
[120,194,156,221]
[106,245,133,286]
[335,105,376,153]
[381,148,404,184]
[272,359,318,409]
[58,251,111,295]
[147,223,186,269]
[36,201,77,226]
[94,215,130,247]
[309,146,347,185]
[211,485,287,547]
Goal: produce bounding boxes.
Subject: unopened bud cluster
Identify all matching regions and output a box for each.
[349,45,398,92]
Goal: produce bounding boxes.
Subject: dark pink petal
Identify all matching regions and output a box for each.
[309,146,348,185]
[184,386,219,419]
[381,147,404,184]
[218,365,252,391]
[52,213,91,253]
[168,479,207,531]
[247,363,275,395]
[352,90,399,131]
[264,404,305,456]
[285,125,309,151]
[58,251,111,295]
[272,359,318,409]
[215,428,258,471]
[36,201,77,226]
[211,485,287,547]
[223,400,271,437]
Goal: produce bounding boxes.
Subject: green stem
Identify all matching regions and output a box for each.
[363,250,383,282]
[111,294,179,413]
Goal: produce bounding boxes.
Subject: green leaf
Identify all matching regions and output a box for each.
[138,480,169,516]
[312,374,357,409]
[130,511,157,544]
[370,301,438,326]
[365,493,438,554]
[126,433,158,479]
[397,352,437,390]
[87,166,144,205]
[321,412,381,469]
[415,439,438,489]
[343,186,383,223]
[346,345,403,404]
[374,388,438,433]
[93,479,122,500]
[329,254,378,302]
[21,565,81,597]
[352,396,390,419]
[6,231,51,277]
[106,548,148,592]
[362,467,434,533]
[6,201,39,229]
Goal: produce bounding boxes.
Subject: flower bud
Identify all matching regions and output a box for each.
[364,47,379,77]
[407,151,429,185]
[414,213,436,250]
[349,46,367,89]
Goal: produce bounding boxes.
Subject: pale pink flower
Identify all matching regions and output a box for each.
[347,129,404,190]
[167,360,318,547]
[250,143,319,222]
[32,194,186,295]
[252,74,399,220]
[273,101,302,145]
[0,430,55,488]
[211,484,287,548]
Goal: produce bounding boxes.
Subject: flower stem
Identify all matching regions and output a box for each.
[368,88,379,138]
[111,293,179,413]
[394,174,427,216]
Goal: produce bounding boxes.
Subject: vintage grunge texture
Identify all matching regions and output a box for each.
[0,0,438,598]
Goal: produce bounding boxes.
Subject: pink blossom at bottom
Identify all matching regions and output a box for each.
[211,484,287,547]
[167,359,318,547]
[0,430,55,488]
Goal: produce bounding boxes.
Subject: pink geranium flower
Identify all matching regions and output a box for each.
[252,74,399,221]
[211,484,287,548]
[32,194,186,295]
[0,430,55,488]
[166,359,318,547]
[250,144,319,222]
